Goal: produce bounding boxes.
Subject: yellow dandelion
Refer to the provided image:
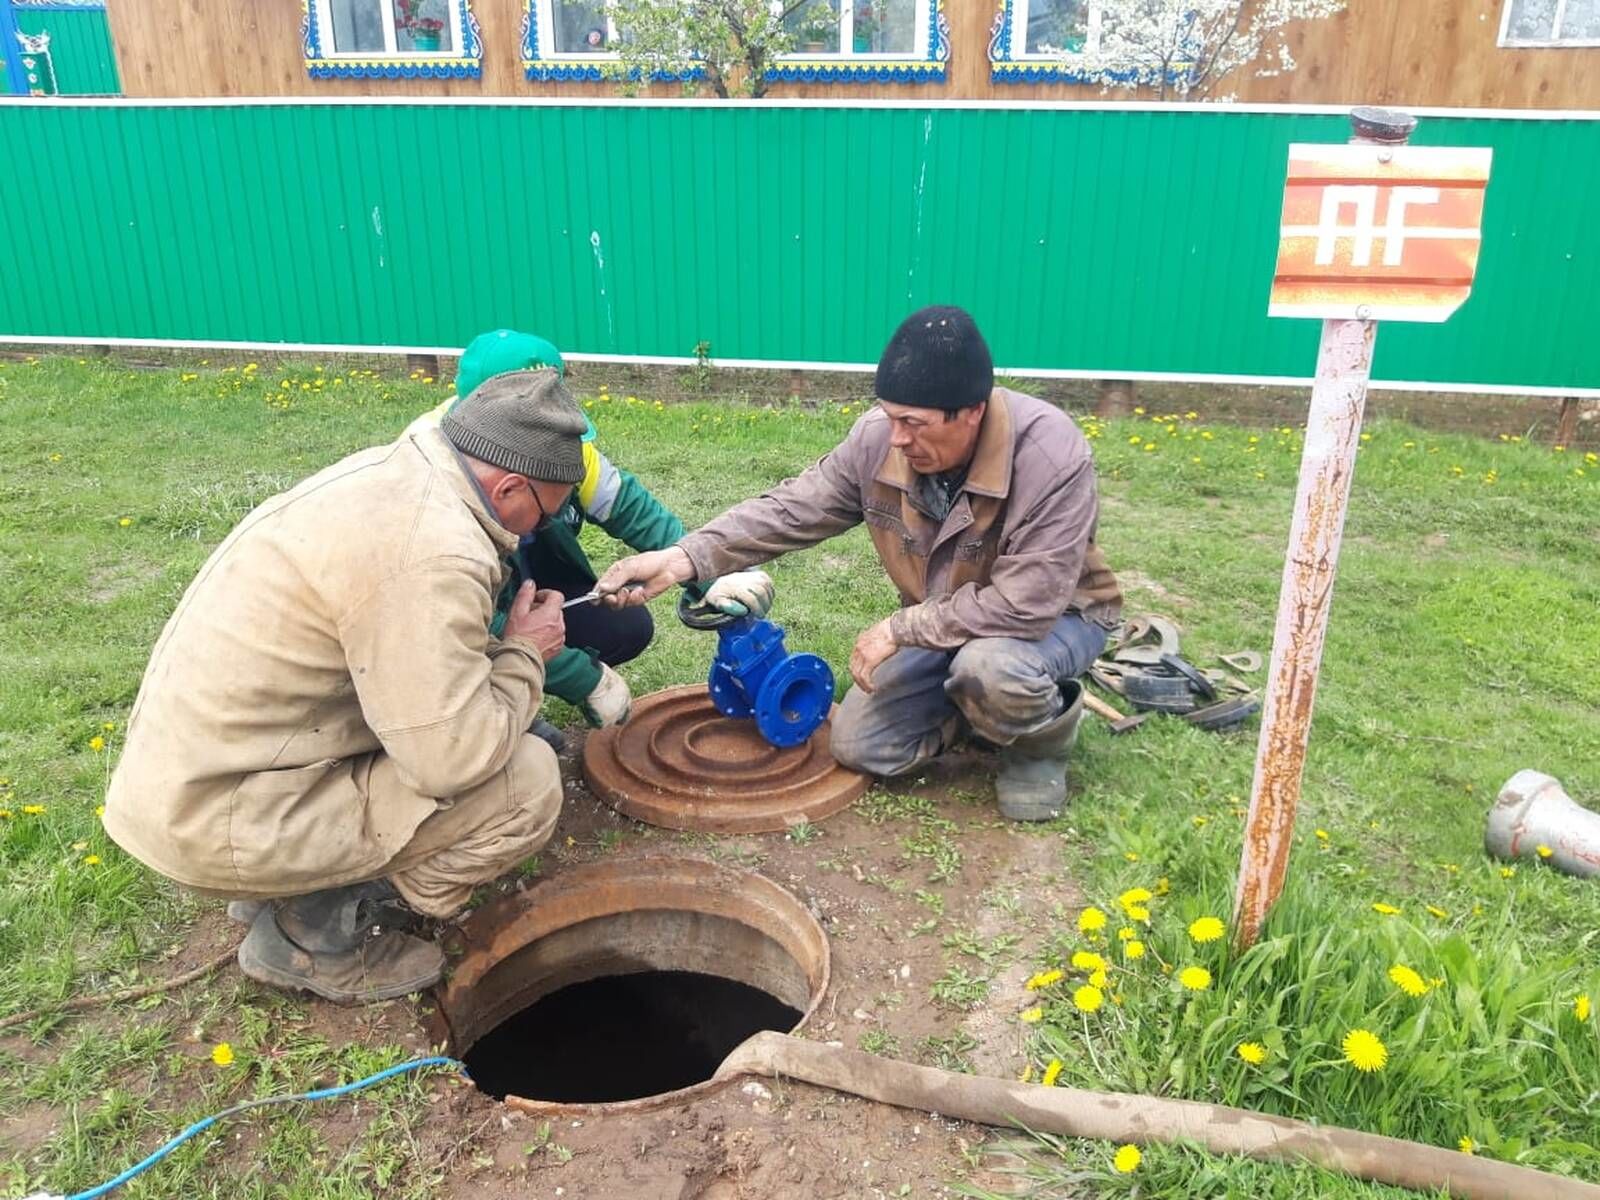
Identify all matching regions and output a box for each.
[1155,877,1170,896]
[1124,940,1145,960]
[95,804,106,819]
[1499,866,1516,879]
[1117,926,1135,942]
[1073,985,1104,1013]
[1372,902,1401,916]
[1188,916,1225,944]
[1025,969,1064,991]
[1426,905,1448,919]
[1341,1028,1388,1073]
[102,721,115,731]
[1124,851,1140,862]
[0,810,11,820]
[1192,814,1209,826]
[1457,1136,1475,1154]
[1388,965,1429,998]
[22,804,45,815]
[1126,905,1150,922]
[1536,845,1553,859]
[1118,887,1152,908]
[1078,906,1107,933]
[210,1042,235,1067]
[1042,1058,1063,1087]
[1018,1005,1044,1023]
[89,735,106,752]
[82,854,101,866]
[1178,966,1211,991]
[118,517,133,528]
[1112,1144,1142,1173]
[1237,1042,1267,1065]
[1071,951,1106,972]
[1089,968,1108,989]
[1575,995,1591,1022]
[1315,829,1330,841]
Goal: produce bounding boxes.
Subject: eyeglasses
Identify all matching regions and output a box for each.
[527,480,556,533]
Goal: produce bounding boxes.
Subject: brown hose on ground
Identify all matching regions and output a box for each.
[714,1032,1600,1200]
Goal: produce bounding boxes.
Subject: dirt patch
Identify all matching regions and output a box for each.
[417,734,1087,1199]
[87,559,165,604]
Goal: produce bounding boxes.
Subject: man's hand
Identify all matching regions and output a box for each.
[596,547,695,608]
[703,570,775,618]
[582,663,632,727]
[503,582,566,662]
[849,619,898,693]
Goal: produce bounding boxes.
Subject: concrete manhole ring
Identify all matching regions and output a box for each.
[429,856,830,1114]
[582,684,868,833]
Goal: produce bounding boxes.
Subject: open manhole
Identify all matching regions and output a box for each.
[583,683,868,833]
[430,857,829,1112]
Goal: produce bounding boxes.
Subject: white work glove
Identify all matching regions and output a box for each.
[702,570,775,619]
[582,663,632,728]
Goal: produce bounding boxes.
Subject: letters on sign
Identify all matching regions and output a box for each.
[1269,144,1493,323]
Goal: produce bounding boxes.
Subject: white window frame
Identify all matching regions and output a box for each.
[1008,0,1104,60]
[776,0,933,62]
[532,0,624,63]
[1498,0,1600,47]
[312,0,469,58]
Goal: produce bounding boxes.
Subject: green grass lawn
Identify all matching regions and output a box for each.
[1,356,1597,1198]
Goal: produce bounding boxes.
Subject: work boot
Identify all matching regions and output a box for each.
[237,900,443,1004]
[530,718,567,755]
[227,899,265,925]
[274,880,416,955]
[995,681,1085,822]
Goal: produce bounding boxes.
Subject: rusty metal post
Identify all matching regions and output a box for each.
[1232,107,1417,950]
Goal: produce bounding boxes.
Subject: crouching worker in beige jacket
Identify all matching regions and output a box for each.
[105,369,585,1003]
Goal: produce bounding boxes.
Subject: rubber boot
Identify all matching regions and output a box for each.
[237,891,443,1005]
[530,718,567,755]
[995,681,1085,822]
[227,900,265,925]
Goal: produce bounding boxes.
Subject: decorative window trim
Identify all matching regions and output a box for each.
[767,0,951,85]
[1497,0,1600,47]
[988,0,1103,83]
[302,0,484,80]
[519,0,702,81]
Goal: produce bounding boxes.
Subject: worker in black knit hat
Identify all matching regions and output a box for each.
[596,305,1123,822]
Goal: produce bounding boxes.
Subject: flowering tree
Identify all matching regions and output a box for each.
[605,0,814,98]
[1057,0,1346,100]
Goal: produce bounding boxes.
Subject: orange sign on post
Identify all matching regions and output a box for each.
[1269,144,1493,323]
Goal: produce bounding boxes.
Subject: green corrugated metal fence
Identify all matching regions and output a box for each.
[13,8,120,95]
[0,101,1594,392]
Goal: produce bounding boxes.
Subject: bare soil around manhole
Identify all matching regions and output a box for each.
[420,734,1086,1200]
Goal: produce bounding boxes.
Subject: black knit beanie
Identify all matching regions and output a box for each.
[874,305,994,411]
[442,367,587,484]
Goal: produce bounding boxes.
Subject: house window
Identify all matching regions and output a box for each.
[1499,0,1600,46]
[989,0,1103,80]
[522,0,628,77]
[770,0,949,83]
[304,0,484,77]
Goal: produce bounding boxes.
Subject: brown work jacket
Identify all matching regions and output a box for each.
[677,389,1121,650]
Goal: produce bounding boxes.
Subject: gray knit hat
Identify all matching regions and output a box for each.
[441,368,587,484]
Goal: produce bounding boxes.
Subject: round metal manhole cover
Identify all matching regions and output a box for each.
[582,684,868,833]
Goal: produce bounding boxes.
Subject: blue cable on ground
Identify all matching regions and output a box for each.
[43,1055,465,1200]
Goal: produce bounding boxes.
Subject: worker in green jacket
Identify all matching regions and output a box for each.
[426,330,773,745]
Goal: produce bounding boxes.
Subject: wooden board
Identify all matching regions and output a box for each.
[106,0,1600,108]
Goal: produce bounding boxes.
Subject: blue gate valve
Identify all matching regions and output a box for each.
[679,594,835,748]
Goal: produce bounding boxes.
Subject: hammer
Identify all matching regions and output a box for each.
[1081,690,1149,735]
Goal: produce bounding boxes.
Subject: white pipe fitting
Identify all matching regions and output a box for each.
[1484,770,1600,878]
